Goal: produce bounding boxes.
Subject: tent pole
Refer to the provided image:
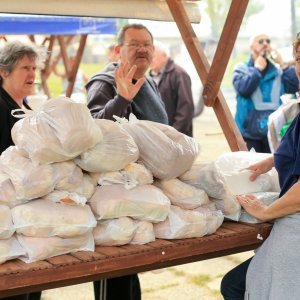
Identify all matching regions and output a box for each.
[65,34,87,98]
[166,0,247,151]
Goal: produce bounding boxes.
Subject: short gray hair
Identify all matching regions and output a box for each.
[117,23,153,45]
[0,40,47,74]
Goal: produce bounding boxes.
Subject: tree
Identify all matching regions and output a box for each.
[204,0,264,39]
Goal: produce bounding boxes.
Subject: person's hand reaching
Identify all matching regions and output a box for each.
[246,156,274,181]
[237,194,270,221]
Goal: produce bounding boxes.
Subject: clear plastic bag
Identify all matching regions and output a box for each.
[75,119,139,173]
[12,199,97,238]
[89,184,170,223]
[12,97,102,165]
[117,114,199,180]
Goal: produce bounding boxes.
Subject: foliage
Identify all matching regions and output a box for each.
[47,63,105,97]
[222,53,248,89]
[204,0,264,38]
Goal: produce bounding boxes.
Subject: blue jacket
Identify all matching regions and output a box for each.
[233,57,298,136]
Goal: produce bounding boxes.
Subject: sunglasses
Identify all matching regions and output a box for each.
[258,38,271,44]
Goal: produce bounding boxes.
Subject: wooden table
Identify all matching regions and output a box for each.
[0,221,272,297]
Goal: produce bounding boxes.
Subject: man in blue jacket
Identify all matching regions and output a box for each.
[233,33,298,153]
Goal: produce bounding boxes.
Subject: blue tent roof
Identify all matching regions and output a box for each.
[0,14,117,35]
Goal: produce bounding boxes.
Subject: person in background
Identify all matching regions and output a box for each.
[52,53,88,103]
[221,34,300,300]
[232,33,298,153]
[106,44,120,63]
[86,23,168,300]
[0,40,47,299]
[150,41,194,136]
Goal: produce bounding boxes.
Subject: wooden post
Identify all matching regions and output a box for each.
[166,0,247,151]
[65,34,87,98]
[202,0,249,107]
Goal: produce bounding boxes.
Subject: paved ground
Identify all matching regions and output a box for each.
[41,91,249,300]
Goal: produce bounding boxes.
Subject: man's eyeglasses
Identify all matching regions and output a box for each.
[123,42,153,50]
[258,38,271,44]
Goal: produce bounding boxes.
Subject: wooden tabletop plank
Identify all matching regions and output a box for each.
[0,222,273,297]
[71,250,106,261]
[46,254,81,266]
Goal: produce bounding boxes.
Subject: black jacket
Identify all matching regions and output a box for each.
[151,58,194,136]
[0,87,30,154]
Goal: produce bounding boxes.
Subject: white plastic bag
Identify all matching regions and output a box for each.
[93,217,135,246]
[0,205,15,239]
[118,114,199,180]
[17,232,94,263]
[12,199,97,238]
[0,236,25,264]
[180,161,241,218]
[0,172,18,208]
[154,205,208,239]
[89,184,170,223]
[179,151,279,220]
[130,220,155,245]
[12,97,102,164]
[43,190,87,206]
[215,151,276,195]
[53,160,83,191]
[0,147,56,200]
[193,206,224,234]
[75,119,139,172]
[97,162,153,189]
[154,178,209,209]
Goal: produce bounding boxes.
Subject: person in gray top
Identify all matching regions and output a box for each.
[86,23,168,300]
[86,24,168,125]
[150,41,194,136]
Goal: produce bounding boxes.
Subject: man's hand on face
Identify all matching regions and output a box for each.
[254,54,267,71]
[115,61,145,101]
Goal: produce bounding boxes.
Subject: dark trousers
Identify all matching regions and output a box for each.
[220,257,253,300]
[94,274,141,300]
[1,292,41,300]
[244,137,271,153]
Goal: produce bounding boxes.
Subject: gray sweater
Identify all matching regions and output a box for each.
[86,62,168,124]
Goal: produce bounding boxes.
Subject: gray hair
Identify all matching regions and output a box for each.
[0,40,47,74]
[153,40,170,57]
[117,23,153,45]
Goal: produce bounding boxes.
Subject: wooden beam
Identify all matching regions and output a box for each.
[57,35,72,75]
[65,34,87,98]
[202,0,249,107]
[166,0,247,151]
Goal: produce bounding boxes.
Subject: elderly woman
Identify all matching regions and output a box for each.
[0,40,46,300]
[221,35,300,300]
[0,40,46,154]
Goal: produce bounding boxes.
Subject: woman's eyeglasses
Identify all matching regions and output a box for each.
[258,38,271,44]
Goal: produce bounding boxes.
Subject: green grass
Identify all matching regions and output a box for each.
[46,54,248,96]
[143,283,179,293]
[222,53,248,89]
[47,63,105,97]
[189,274,212,287]
[169,268,186,277]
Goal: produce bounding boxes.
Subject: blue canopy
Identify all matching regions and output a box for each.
[0,14,117,35]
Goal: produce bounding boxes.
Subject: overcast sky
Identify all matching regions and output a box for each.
[134,0,292,40]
